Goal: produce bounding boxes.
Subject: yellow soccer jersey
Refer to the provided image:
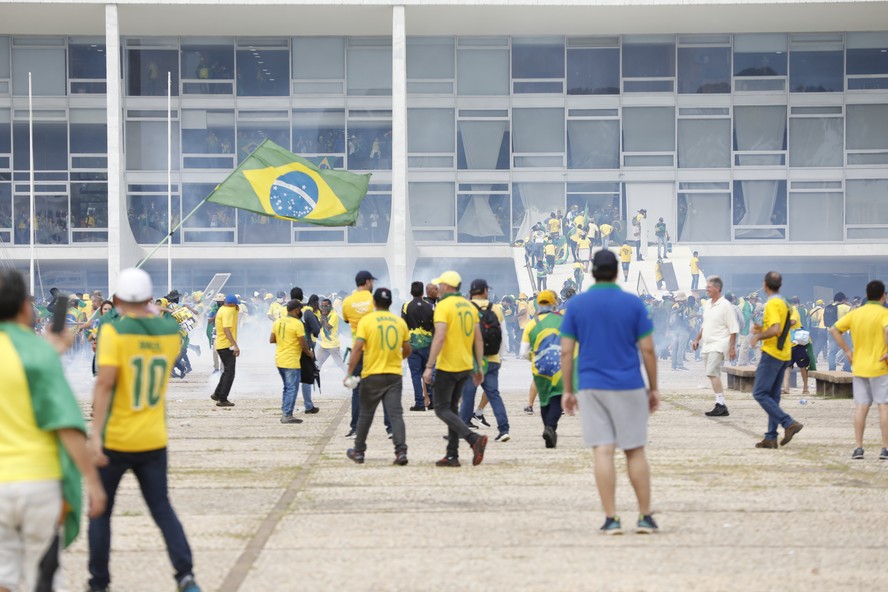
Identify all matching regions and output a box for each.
[267,301,286,321]
[342,290,374,334]
[761,296,792,362]
[834,302,888,377]
[355,311,409,377]
[433,293,479,373]
[215,305,238,349]
[272,316,305,369]
[619,245,632,263]
[96,315,182,452]
[319,311,341,349]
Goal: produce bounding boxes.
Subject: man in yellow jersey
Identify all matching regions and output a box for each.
[345,288,411,465]
[317,297,347,373]
[599,222,614,250]
[266,291,287,322]
[88,268,202,592]
[749,272,803,450]
[547,212,561,241]
[211,294,240,408]
[829,280,888,460]
[690,251,702,291]
[423,271,488,467]
[342,270,377,437]
[0,270,105,592]
[619,242,633,282]
[270,299,312,424]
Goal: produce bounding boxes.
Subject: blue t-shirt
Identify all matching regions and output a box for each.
[561,283,653,390]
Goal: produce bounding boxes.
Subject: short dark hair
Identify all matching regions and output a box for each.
[290,287,303,301]
[707,276,723,292]
[764,271,782,292]
[866,281,885,302]
[834,292,846,302]
[410,281,424,298]
[0,269,28,321]
[592,266,618,282]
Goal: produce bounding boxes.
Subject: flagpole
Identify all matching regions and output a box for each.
[28,72,35,297]
[136,196,208,269]
[166,71,172,294]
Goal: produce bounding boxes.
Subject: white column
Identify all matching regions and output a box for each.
[105,4,123,295]
[388,5,411,298]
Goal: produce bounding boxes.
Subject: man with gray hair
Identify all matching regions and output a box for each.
[692,276,739,417]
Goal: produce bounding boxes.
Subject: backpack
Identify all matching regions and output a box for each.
[473,302,503,357]
[823,303,839,327]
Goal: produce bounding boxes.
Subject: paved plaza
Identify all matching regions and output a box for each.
[60,346,888,592]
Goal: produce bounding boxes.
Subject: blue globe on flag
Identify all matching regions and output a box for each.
[269,170,319,219]
[534,334,562,377]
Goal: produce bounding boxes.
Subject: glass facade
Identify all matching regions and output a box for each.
[0,32,887,249]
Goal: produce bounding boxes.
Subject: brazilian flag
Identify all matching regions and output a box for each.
[206,139,370,227]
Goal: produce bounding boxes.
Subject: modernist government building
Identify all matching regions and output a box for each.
[2,0,888,296]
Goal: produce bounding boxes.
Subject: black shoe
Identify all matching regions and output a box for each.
[305,407,320,414]
[473,413,491,428]
[216,400,234,407]
[345,429,357,438]
[394,451,408,466]
[542,426,557,449]
[210,393,219,401]
[435,456,460,467]
[409,405,426,412]
[427,403,434,410]
[280,415,303,424]
[347,449,364,464]
[705,403,729,417]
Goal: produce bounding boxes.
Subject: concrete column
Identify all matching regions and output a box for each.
[388,5,411,298]
[105,4,122,294]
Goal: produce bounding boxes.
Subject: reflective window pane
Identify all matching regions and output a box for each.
[407,37,454,80]
[293,37,344,80]
[567,48,619,95]
[567,120,619,169]
[238,212,290,244]
[678,119,730,168]
[512,37,564,79]
[0,183,11,230]
[457,193,509,243]
[790,51,843,92]
[789,117,843,167]
[408,109,454,153]
[236,49,288,96]
[734,34,787,77]
[70,109,107,154]
[677,193,731,241]
[847,104,888,150]
[293,109,344,155]
[349,194,391,243]
[847,33,888,74]
[347,44,392,96]
[512,183,564,239]
[347,120,391,170]
[68,41,106,79]
[13,122,67,170]
[678,47,730,94]
[457,120,509,170]
[457,49,509,95]
[733,180,787,226]
[183,183,234,229]
[789,192,843,241]
[0,37,9,79]
[34,195,68,244]
[13,47,66,96]
[622,41,675,78]
[236,120,288,163]
[128,194,181,244]
[127,49,178,96]
[846,179,888,225]
[181,43,234,94]
[0,109,11,153]
[410,182,454,228]
[513,108,564,153]
[183,109,234,156]
[622,107,675,152]
[71,182,107,229]
[733,106,787,151]
[125,121,180,170]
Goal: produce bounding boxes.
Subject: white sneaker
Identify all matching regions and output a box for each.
[495,432,510,442]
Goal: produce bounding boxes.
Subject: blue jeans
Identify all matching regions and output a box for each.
[657,236,668,259]
[691,274,700,290]
[460,362,510,434]
[828,332,852,372]
[671,329,689,369]
[407,346,430,407]
[278,367,301,416]
[88,448,193,590]
[752,352,794,440]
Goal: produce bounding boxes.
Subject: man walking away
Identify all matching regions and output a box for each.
[560,250,660,535]
[402,281,435,411]
[829,280,888,460]
[619,242,632,282]
[270,300,311,424]
[654,217,669,260]
[423,271,488,467]
[460,279,511,442]
[749,272,804,450]
[211,295,240,407]
[345,288,411,465]
[342,271,377,437]
[825,293,850,371]
[692,276,739,417]
[89,268,202,592]
[521,290,565,448]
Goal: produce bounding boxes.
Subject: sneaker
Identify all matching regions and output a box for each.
[280,415,303,424]
[409,405,426,412]
[387,431,393,440]
[755,438,778,449]
[210,393,219,401]
[880,448,888,460]
[780,422,804,447]
[495,432,511,442]
[851,447,864,460]
[216,400,234,407]
[305,407,320,414]
[471,435,488,466]
[346,449,364,464]
[177,575,201,592]
[345,429,357,438]
[467,417,480,430]
[394,451,408,466]
[705,403,730,417]
[600,516,623,536]
[523,406,534,415]
[636,514,659,534]
[474,413,491,427]
[435,456,460,467]
[542,426,557,449]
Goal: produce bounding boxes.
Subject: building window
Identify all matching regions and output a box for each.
[567,118,619,169]
[71,180,108,243]
[567,44,619,95]
[0,182,12,244]
[733,105,787,166]
[181,40,234,95]
[846,179,888,226]
[236,111,289,163]
[13,121,67,170]
[677,189,731,242]
[846,32,888,90]
[457,39,509,96]
[622,35,675,92]
[293,37,345,94]
[127,46,178,97]
[408,109,454,168]
[678,118,731,168]
[458,189,510,243]
[789,110,843,167]
[789,34,843,93]
[236,39,289,97]
[127,187,181,245]
[512,183,564,240]
[12,41,67,96]
[292,109,344,167]
[347,38,392,97]
[349,190,391,244]
[733,180,787,240]
[677,46,731,94]
[407,37,454,94]
[733,34,787,92]
[180,183,235,243]
[68,39,106,94]
[347,116,392,171]
[847,104,888,165]
[182,109,235,169]
[622,107,675,166]
[457,114,509,170]
[410,182,455,241]
[788,191,843,242]
[512,108,564,168]
[126,120,180,171]
[512,37,564,93]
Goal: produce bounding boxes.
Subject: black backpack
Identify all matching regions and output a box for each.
[823,303,839,327]
[473,302,503,357]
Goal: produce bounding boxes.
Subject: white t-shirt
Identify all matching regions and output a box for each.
[701,296,740,355]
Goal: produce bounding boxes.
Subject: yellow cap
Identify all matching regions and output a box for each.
[537,290,558,306]
[156,298,169,308]
[264,293,274,301]
[815,299,824,305]
[432,271,462,288]
[518,292,528,300]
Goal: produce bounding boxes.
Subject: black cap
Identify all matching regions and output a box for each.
[276,290,286,299]
[286,299,303,312]
[592,249,618,272]
[470,279,489,295]
[373,287,393,305]
[355,270,377,286]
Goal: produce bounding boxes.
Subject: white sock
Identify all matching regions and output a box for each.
[474,407,483,416]
[715,393,726,405]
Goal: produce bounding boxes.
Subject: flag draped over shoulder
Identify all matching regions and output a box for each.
[205,139,370,227]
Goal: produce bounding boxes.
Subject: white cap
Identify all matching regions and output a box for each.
[115,268,153,303]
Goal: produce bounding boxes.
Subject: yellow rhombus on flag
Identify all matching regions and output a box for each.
[204,139,370,227]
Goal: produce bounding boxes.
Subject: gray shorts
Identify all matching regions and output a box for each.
[577,388,649,451]
[0,480,62,591]
[852,375,888,405]
[703,352,725,377]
